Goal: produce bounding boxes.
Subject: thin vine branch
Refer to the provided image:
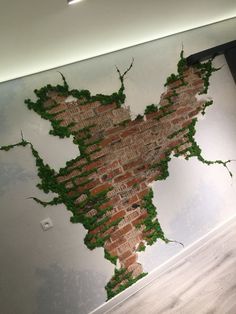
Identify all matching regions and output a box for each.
[27,196,62,207]
[116,58,134,83]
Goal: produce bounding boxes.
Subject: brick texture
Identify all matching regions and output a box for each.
[42,66,206,292]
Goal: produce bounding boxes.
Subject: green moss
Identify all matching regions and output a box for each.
[167,126,186,139]
[164,50,187,87]
[105,268,147,300]
[195,59,220,94]
[117,119,131,127]
[201,100,213,115]
[184,119,232,177]
[144,104,158,114]
[0,132,29,151]
[135,114,144,120]
[104,250,118,265]
[136,243,146,252]
[140,189,167,245]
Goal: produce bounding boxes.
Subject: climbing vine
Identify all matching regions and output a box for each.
[196,59,220,94]
[164,49,187,87]
[105,267,147,300]
[140,189,168,246]
[0,51,234,302]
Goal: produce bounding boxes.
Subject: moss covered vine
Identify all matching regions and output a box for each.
[104,250,118,265]
[25,60,134,141]
[196,59,220,94]
[1,51,234,302]
[140,189,168,246]
[105,267,147,300]
[164,50,187,87]
[0,133,120,250]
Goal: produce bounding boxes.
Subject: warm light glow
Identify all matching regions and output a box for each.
[68,0,84,5]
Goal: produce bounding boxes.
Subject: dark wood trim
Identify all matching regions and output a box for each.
[186,40,236,84]
[186,40,236,65]
[225,47,236,84]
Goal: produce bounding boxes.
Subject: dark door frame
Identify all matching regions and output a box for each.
[186,40,236,84]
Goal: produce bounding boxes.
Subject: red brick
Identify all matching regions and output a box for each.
[107,210,125,224]
[110,222,135,241]
[41,67,209,279]
[120,250,133,261]
[106,126,124,135]
[182,119,192,128]
[90,226,102,235]
[146,174,159,184]
[68,158,87,170]
[102,226,116,237]
[84,160,102,172]
[114,172,132,183]
[132,212,148,226]
[110,160,120,169]
[188,108,201,118]
[91,183,112,195]
[126,178,140,188]
[123,254,137,268]
[77,179,101,193]
[85,144,100,154]
[192,79,204,86]
[118,224,133,237]
[90,149,108,160]
[95,103,117,113]
[57,169,81,183]
[127,195,139,206]
[168,79,183,89]
[100,134,121,147]
[138,189,149,199]
[123,159,142,171]
[172,116,185,124]
[168,139,183,148]
[47,103,67,114]
[145,111,160,120]
[106,237,126,251]
[133,164,147,174]
[99,195,120,210]
[121,127,139,138]
[103,167,123,181]
[110,229,123,241]
[125,210,140,223]
[176,107,192,115]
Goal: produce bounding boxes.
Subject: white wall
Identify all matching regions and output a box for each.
[0,0,236,82]
[0,18,236,314]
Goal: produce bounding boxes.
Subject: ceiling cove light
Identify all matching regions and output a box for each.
[67,0,84,5]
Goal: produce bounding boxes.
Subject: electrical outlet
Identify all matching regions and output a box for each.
[40,218,53,231]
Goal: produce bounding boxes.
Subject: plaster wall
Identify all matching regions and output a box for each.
[1,0,236,83]
[0,18,236,314]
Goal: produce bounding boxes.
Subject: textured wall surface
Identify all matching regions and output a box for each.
[0,19,236,314]
[19,64,218,300]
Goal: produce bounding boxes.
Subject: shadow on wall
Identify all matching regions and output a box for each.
[35,264,107,314]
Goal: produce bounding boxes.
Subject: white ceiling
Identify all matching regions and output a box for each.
[0,0,236,83]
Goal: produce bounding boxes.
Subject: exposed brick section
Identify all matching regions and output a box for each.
[43,66,206,293]
[91,183,112,195]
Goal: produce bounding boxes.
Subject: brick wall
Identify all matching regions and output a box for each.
[44,65,206,296]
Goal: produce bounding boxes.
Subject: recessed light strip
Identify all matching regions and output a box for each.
[67,0,84,5]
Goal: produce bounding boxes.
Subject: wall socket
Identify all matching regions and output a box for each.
[40,218,53,231]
